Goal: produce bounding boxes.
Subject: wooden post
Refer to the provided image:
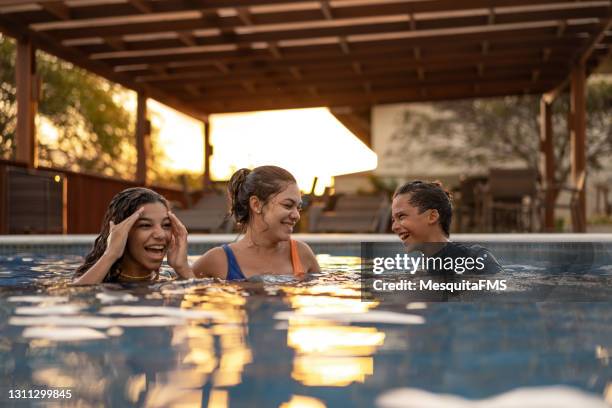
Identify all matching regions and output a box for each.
[570,64,587,232]
[539,97,555,231]
[203,119,212,190]
[15,36,38,168]
[135,92,149,185]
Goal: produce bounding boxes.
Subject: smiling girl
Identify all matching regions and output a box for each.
[192,165,319,280]
[73,187,193,285]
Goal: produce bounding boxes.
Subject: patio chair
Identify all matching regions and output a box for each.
[481,168,538,232]
[172,192,233,233]
[308,193,390,233]
[595,183,611,217]
[453,175,487,232]
[538,171,586,232]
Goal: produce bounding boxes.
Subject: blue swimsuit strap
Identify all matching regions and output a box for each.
[222,244,246,280]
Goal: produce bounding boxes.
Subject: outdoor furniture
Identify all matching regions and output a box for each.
[308,194,390,233]
[453,175,488,232]
[1,166,65,234]
[172,192,233,233]
[538,171,586,232]
[481,168,538,232]
[595,183,611,217]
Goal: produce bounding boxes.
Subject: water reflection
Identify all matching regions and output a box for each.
[282,286,384,387]
[142,285,252,407]
[1,254,611,407]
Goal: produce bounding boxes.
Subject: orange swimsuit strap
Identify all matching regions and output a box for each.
[290,239,305,279]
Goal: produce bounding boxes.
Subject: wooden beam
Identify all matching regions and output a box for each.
[569,63,586,232]
[214,61,230,74]
[578,16,612,65]
[147,56,569,91]
[177,32,196,46]
[104,37,125,51]
[172,65,566,99]
[289,66,302,79]
[4,0,584,26]
[203,119,211,190]
[556,20,567,37]
[487,7,495,25]
[236,7,252,26]
[136,92,149,184]
[185,84,201,97]
[126,39,575,80]
[43,5,609,42]
[0,14,209,121]
[545,13,612,101]
[330,107,371,147]
[39,1,70,20]
[241,80,256,93]
[268,42,281,59]
[339,36,350,54]
[76,25,583,62]
[90,27,586,66]
[188,73,562,102]
[15,36,38,168]
[320,1,333,20]
[192,78,561,113]
[543,76,568,104]
[539,97,555,231]
[128,0,152,14]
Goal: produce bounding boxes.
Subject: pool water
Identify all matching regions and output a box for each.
[0,253,611,407]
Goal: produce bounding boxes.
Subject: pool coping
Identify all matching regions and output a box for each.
[1,233,611,245]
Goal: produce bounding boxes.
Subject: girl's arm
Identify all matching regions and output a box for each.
[191,247,228,279]
[167,211,195,279]
[297,240,321,273]
[72,253,118,285]
[73,208,144,285]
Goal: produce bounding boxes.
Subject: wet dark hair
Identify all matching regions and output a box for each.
[227,165,297,231]
[74,187,168,282]
[393,180,453,236]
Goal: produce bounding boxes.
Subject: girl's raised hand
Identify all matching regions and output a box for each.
[167,211,194,278]
[104,207,144,261]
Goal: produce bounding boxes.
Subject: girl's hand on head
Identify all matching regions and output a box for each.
[167,211,194,278]
[104,207,144,261]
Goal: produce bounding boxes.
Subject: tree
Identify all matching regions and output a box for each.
[1,33,137,177]
[0,34,17,158]
[387,79,612,190]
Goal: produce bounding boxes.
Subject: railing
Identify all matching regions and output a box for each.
[0,159,200,234]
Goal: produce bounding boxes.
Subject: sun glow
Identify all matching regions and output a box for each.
[148,100,204,174]
[210,108,378,194]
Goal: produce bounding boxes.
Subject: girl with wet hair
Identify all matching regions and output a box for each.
[192,165,320,280]
[73,187,193,285]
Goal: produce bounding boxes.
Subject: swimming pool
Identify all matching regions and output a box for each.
[1,235,611,407]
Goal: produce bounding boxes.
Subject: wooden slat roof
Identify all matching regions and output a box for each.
[1,0,611,144]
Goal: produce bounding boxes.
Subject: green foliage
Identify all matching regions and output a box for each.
[368,174,398,197]
[387,80,612,187]
[0,35,16,158]
[0,33,136,177]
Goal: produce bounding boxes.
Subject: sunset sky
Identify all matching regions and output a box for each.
[151,103,377,194]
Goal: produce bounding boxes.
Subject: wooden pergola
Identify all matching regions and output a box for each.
[1,0,611,232]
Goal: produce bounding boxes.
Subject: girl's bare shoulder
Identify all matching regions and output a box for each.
[192,246,228,279]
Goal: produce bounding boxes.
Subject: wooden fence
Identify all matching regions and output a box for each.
[0,159,201,234]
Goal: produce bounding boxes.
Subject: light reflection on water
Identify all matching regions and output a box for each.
[0,254,611,407]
